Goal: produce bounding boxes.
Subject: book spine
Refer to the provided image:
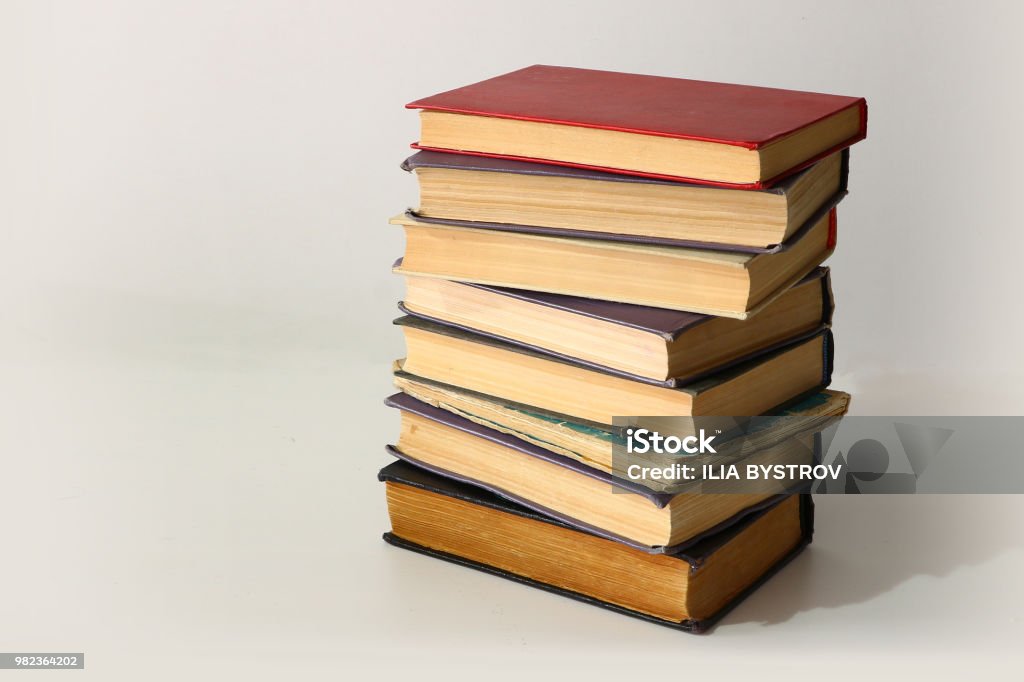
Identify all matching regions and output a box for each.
[820,268,836,327]
[821,329,835,387]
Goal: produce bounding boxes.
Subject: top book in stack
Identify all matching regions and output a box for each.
[407,65,867,189]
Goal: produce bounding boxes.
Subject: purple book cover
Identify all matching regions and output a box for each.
[402,149,849,252]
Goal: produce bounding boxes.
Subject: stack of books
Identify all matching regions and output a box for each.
[381,65,867,632]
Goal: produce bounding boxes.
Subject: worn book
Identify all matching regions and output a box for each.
[386,392,818,550]
[380,460,812,632]
[407,65,867,188]
[393,315,833,426]
[403,149,848,249]
[391,208,836,318]
[400,266,833,384]
[392,369,850,491]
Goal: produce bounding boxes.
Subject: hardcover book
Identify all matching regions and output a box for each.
[399,266,833,385]
[391,208,837,318]
[381,459,813,632]
[393,315,834,425]
[406,65,867,188]
[403,149,848,249]
[385,392,816,551]
[392,369,850,491]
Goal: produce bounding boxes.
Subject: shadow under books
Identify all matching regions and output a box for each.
[725,492,1022,627]
[725,369,1024,627]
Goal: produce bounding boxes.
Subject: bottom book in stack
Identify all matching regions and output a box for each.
[380,460,812,633]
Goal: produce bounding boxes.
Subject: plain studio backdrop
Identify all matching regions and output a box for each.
[2,1,1023,680]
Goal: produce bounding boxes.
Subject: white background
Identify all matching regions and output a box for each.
[2,1,1023,679]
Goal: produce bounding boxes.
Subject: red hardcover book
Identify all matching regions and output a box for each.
[407,65,867,189]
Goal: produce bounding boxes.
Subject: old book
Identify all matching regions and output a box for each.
[391,208,835,318]
[392,369,850,491]
[403,149,847,249]
[394,315,833,426]
[399,267,832,384]
[380,459,812,632]
[407,65,866,188]
[386,392,816,549]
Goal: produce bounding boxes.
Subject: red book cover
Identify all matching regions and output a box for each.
[407,65,867,188]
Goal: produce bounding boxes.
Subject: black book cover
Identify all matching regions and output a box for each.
[379,460,814,633]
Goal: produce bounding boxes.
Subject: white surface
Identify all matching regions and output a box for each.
[2,1,1024,678]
